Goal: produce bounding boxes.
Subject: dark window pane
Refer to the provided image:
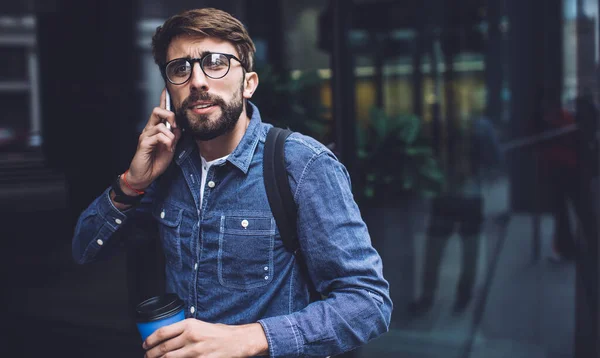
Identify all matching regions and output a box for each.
[0,47,28,81]
[0,93,30,130]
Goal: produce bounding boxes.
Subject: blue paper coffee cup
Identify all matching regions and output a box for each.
[135,294,185,341]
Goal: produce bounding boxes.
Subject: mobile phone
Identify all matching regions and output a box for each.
[164,89,172,132]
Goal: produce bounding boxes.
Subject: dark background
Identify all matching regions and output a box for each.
[1,0,599,357]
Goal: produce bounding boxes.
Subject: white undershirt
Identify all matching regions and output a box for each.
[200,154,229,207]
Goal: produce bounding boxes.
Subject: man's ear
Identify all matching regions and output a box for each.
[243,72,259,99]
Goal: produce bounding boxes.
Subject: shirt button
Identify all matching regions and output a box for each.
[264,266,269,271]
[160,211,165,219]
[194,263,198,271]
[207,181,215,188]
[264,276,269,280]
[241,219,249,228]
[97,239,104,246]
[115,218,122,225]
[190,306,196,314]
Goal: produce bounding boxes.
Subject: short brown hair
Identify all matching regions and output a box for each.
[152,8,256,71]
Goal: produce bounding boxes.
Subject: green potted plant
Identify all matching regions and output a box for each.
[355,107,444,208]
[251,64,330,143]
[355,108,444,324]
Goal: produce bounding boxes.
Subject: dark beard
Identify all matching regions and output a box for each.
[175,87,244,141]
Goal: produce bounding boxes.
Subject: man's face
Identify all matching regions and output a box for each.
[166,35,246,141]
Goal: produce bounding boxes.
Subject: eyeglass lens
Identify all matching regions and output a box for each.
[166,54,230,83]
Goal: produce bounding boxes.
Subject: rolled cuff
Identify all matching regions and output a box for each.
[258,315,303,358]
[97,187,134,229]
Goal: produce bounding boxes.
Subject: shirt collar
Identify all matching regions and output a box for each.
[174,101,263,175]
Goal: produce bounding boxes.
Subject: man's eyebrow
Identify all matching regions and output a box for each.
[189,51,212,59]
[171,52,212,61]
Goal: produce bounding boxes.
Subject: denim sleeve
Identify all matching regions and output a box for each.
[258,151,392,357]
[71,182,155,264]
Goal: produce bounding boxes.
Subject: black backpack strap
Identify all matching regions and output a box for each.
[264,127,298,253]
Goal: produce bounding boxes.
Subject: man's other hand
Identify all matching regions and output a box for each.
[143,318,268,358]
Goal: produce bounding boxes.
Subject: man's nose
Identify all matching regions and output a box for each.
[189,62,209,92]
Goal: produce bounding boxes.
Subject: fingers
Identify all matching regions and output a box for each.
[144,322,186,351]
[145,89,177,131]
[145,106,177,130]
[139,132,176,152]
[142,123,176,141]
[144,334,186,358]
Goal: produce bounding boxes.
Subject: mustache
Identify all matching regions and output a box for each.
[181,92,226,108]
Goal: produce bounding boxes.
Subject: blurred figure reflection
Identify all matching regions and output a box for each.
[409,113,502,315]
[574,89,599,217]
[533,90,597,262]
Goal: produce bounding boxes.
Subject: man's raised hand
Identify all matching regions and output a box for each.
[126,88,182,191]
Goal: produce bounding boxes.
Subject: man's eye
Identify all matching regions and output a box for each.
[169,62,190,77]
[174,65,188,74]
[206,60,226,68]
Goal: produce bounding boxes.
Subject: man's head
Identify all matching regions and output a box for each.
[151,8,258,141]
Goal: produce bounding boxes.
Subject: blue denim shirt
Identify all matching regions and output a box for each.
[72,102,392,357]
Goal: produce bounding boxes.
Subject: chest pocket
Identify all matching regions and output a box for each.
[152,203,188,270]
[218,215,275,289]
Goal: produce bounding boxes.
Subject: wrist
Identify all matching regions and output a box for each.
[110,188,133,211]
[111,173,145,207]
[119,175,142,196]
[238,323,269,356]
[121,170,146,195]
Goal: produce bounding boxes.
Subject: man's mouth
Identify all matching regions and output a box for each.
[187,101,218,115]
[190,102,215,109]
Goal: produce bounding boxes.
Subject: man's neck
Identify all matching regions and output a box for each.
[196,112,250,162]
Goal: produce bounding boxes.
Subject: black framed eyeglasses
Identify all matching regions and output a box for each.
[162,52,246,84]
